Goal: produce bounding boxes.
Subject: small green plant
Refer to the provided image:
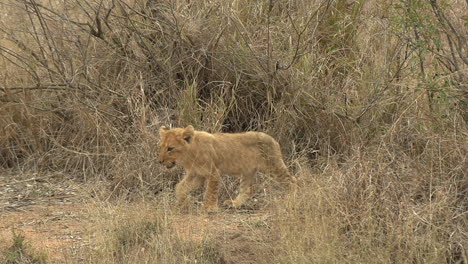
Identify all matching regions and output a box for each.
[390,0,465,113]
[2,230,47,264]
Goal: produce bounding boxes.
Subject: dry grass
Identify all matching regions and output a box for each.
[0,0,466,263]
[83,202,224,264]
[274,142,466,263]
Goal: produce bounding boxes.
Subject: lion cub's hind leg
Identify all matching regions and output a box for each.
[202,172,221,212]
[223,169,256,208]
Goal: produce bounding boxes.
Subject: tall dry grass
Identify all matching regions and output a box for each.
[0,0,466,263]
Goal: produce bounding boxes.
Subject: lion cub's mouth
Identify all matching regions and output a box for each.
[166,162,176,169]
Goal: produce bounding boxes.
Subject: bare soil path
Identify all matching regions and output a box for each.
[0,172,88,262]
[1,172,275,263]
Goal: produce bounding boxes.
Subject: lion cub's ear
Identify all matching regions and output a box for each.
[159,126,169,136]
[183,125,194,143]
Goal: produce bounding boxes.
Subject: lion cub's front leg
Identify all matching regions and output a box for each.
[175,174,204,210]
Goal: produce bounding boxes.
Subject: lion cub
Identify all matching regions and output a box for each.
[158,125,296,211]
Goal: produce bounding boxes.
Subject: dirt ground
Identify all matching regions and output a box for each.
[0,172,87,262]
[0,172,274,263]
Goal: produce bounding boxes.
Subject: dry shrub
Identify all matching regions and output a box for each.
[1,0,464,168]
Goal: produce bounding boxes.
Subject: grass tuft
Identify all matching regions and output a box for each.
[1,231,47,264]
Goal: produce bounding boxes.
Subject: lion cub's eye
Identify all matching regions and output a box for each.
[167,147,174,152]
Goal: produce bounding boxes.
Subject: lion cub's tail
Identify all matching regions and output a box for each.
[256,133,297,189]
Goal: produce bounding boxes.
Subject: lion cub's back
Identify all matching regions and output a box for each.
[212,131,272,149]
[206,131,277,172]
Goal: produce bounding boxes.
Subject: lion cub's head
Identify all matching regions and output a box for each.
[158,125,195,169]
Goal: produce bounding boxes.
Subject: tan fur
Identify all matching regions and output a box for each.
[158,125,297,211]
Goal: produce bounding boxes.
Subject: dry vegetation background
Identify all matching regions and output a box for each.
[0,0,466,263]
